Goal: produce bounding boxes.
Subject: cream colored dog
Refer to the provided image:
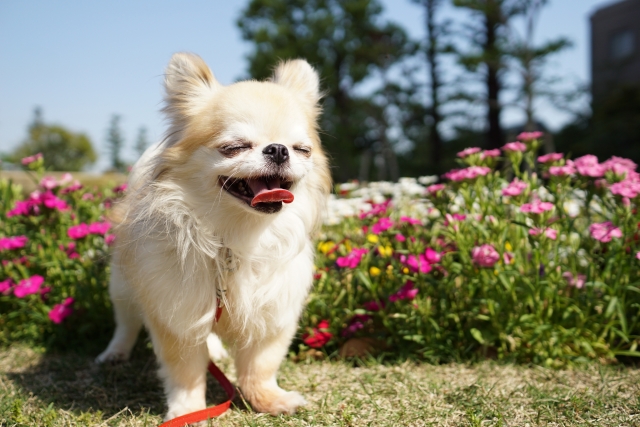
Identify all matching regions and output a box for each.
[96,52,331,421]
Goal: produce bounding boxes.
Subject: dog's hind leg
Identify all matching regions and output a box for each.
[96,261,143,364]
[235,325,307,415]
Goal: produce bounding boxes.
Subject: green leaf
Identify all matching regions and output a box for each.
[470,328,485,344]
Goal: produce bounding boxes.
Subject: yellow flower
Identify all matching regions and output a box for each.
[367,234,379,244]
[402,267,409,274]
[345,240,352,252]
[317,241,335,254]
[505,241,513,252]
[369,267,381,277]
[378,245,393,257]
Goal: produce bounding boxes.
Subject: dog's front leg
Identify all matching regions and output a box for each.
[235,325,306,415]
[148,320,210,421]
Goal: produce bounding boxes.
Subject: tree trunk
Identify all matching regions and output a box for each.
[425,0,443,172]
[485,0,504,149]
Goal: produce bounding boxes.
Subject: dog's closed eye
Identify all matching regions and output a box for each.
[220,142,252,157]
[293,145,311,157]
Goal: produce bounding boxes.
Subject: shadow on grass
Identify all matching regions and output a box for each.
[6,337,248,420]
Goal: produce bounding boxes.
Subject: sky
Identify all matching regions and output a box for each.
[0,0,615,171]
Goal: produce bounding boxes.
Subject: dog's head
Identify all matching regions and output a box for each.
[154,53,330,221]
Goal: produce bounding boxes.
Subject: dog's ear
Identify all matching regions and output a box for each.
[164,53,220,118]
[271,59,321,105]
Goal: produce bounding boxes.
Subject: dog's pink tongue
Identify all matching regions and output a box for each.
[248,177,294,206]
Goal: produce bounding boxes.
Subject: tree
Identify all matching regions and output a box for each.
[135,126,149,159]
[452,0,528,149]
[10,107,96,171]
[237,0,410,181]
[106,115,125,172]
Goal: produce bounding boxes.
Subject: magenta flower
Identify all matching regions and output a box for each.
[359,199,391,219]
[395,233,406,242]
[457,147,481,158]
[517,131,543,141]
[7,199,38,217]
[14,275,45,298]
[40,176,58,190]
[520,199,554,214]
[424,248,441,264]
[538,153,564,163]
[0,278,14,295]
[471,244,500,268]
[68,223,90,240]
[563,272,586,289]
[426,183,445,194]
[88,221,111,235]
[363,300,385,311]
[399,216,422,225]
[105,234,116,245]
[389,280,419,302]
[48,297,75,324]
[336,248,368,269]
[40,191,68,210]
[0,236,28,251]
[402,254,432,274]
[113,183,128,194]
[574,155,605,177]
[502,142,527,152]
[481,149,501,159]
[502,178,528,197]
[371,217,393,234]
[61,181,83,194]
[589,221,622,242]
[59,242,80,259]
[21,153,43,165]
[341,315,371,337]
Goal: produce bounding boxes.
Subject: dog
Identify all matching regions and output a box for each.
[96,52,331,421]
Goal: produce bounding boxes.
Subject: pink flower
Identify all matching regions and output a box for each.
[0,236,28,251]
[426,184,445,194]
[61,181,83,194]
[395,233,406,242]
[589,221,622,242]
[457,147,481,158]
[21,153,43,165]
[302,319,332,348]
[88,221,111,235]
[549,160,576,176]
[502,178,528,197]
[105,234,116,245]
[336,248,368,269]
[399,216,422,225]
[471,244,500,268]
[0,278,14,295]
[113,183,128,194]
[502,142,527,152]
[40,176,58,190]
[610,179,640,199]
[503,252,514,264]
[363,300,385,311]
[481,149,501,159]
[68,223,90,240]
[341,315,371,337]
[602,156,637,177]
[563,272,586,289]
[59,242,79,259]
[529,228,558,240]
[402,254,432,274]
[443,166,491,181]
[48,297,75,324]
[574,155,605,177]
[40,191,68,210]
[636,252,640,260]
[14,275,45,298]
[371,217,393,234]
[389,280,419,302]
[359,199,391,219]
[424,248,441,264]
[520,199,554,214]
[538,153,564,163]
[517,131,543,141]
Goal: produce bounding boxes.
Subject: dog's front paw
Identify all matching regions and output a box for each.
[95,349,129,364]
[247,389,307,415]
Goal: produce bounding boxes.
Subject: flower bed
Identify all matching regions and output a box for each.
[2,135,640,366]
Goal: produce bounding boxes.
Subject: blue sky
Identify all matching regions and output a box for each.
[0,0,613,171]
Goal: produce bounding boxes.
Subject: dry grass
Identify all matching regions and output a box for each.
[1,344,639,426]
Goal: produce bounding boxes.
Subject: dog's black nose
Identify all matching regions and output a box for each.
[262,144,289,165]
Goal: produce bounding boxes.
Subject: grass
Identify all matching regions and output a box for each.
[1,344,640,427]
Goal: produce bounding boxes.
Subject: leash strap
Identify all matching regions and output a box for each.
[158,304,234,427]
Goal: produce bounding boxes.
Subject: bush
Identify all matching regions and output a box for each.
[2,136,640,367]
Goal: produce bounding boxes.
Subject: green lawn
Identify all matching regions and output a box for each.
[1,345,639,426]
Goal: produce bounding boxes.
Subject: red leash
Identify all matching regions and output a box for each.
[158,305,235,427]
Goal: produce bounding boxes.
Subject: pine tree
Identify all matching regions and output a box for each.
[135,126,149,159]
[106,115,125,172]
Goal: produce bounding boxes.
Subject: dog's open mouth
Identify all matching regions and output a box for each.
[218,175,294,213]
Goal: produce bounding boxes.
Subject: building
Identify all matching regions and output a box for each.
[590,0,640,102]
